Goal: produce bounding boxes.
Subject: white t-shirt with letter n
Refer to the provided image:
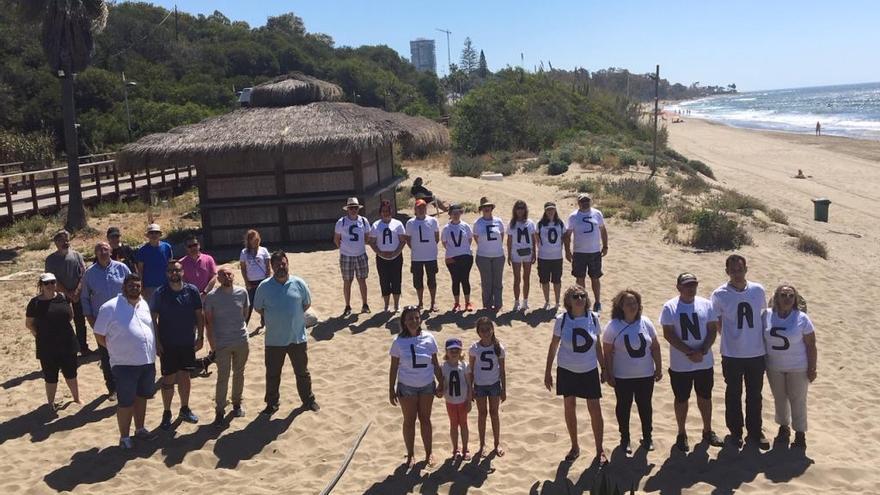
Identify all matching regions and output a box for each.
[405,216,440,262]
[469,341,505,386]
[335,215,371,257]
[441,221,473,258]
[442,361,470,404]
[472,217,506,257]
[711,281,767,358]
[659,296,718,372]
[566,208,605,253]
[370,218,405,256]
[553,311,601,373]
[537,220,566,260]
[763,310,815,372]
[390,332,438,387]
[602,316,658,379]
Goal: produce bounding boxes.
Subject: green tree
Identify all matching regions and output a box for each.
[459,37,478,74]
[477,49,489,79]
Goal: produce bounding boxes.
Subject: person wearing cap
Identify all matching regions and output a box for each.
[536,201,566,310]
[710,254,770,450]
[659,272,724,452]
[564,192,608,312]
[334,197,372,317]
[441,203,475,312]
[507,200,537,312]
[369,199,406,313]
[473,197,506,311]
[403,199,441,312]
[180,235,218,299]
[25,272,81,410]
[136,224,174,302]
[45,229,90,355]
[81,242,132,400]
[410,176,449,212]
[107,226,138,274]
[441,337,471,460]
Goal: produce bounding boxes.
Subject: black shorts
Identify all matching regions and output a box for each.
[410,260,439,289]
[40,353,78,384]
[571,252,603,279]
[160,345,197,376]
[556,367,602,399]
[669,368,714,402]
[538,258,563,284]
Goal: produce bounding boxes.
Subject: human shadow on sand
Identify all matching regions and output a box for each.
[0,369,43,390]
[213,405,306,469]
[311,314,358,341]
[364,452,496,495]
[529,455,607,494]
[0,395,114,445]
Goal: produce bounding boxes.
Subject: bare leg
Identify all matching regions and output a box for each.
[541,282,550,305]
[553,282,562,305]
[428,284,437,309]
[161,374,176,411]
[117,406,134,438]
[512,263,522,302]
[416,286,425,307]
[45,382,58,406]
[674,400,688,435]
[576,276,586,289]
[357,278,368,306]
[564,396,579,453]
[476,397,488,455]
[342,279,353,307]
[417,394,435,465]
[392,293,400,310]
[522,263,532,301]
[461,419,469,455]
[587,398,605,456]
[133,396,147,430]
[382,294,390,311]
[489,396,503,455]
[697,397,713,433]
[590,276,601,306]
[65,377,80,403]
[177,371,191,408]
[399,396,418,466]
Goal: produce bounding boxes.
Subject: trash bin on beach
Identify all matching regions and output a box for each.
[811,198,831,222]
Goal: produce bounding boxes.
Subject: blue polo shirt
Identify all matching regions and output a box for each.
[137,241,174,288]
[253,276,311,347]
[80,260,131,317]
[150,283,202,347]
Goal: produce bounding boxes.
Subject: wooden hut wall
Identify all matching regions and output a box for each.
[378,143,393,183]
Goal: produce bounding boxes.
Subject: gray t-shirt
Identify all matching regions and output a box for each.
[45,250,85,290]
[204,286,249,349]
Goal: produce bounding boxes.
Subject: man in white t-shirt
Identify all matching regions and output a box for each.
[710,254,769,450]
[402,199,440,311]
[564,193,608,312]
[334,197,372,317]
[660,272,723,452]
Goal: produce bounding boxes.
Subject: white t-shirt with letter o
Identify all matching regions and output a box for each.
[537,220,566,260]
[763,310,815,372]
[472,217,505,258]
[370,218,405,257]
[335,215,371,257]
[659,296,717,372]
[553,311,601,373]
[602,316,657,379]
[390,332,438,387]
[441,221,473,258]
[566,208,605,253]
[405,216,440,262]
[469,341,505,386]
[711,281,767,358]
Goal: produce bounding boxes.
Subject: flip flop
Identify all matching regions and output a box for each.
[462,450,472,460]
[596,451,608,466]
[564,448,580,463]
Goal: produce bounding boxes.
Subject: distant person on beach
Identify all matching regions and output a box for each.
[107,226,137,274]
[404,199,441,311]
[536,202,566,310]
[137,224,173,302]
[26,273,81,410]
[180,236,217,300]
[410,177,449,213]
[334,197,372,317]
[660,272,724,452]
[564,193,608,312]
[544,285,606,465]
[239,229,270,328]
[469,317,507,458]
[81,242,131,401]
[795,169,807,179]
[388,306,444,468]
[711,255,770,450]
[815,121,821,136]
[369,199,406,313]
[45,229,89,356]
[603,289,662,454]
[442,338,471,460]
[93,274,158,450]
[764,284,817,450]
[473,197,506,311]
[507,200,537,312]
[441,203,475,312]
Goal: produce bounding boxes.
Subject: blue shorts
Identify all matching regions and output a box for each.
[112,364,156,407]
[396,382,435,397]
[473,381,502,398]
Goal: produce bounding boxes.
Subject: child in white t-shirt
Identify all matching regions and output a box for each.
[441,338,471,460]
[506,200,537,312]
[468,316,506,458]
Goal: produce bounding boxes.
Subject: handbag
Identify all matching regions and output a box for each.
[516,247,532,257]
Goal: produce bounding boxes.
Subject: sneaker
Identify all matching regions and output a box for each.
[260,403,279,416]
[179,406,198,424]
[520,300,529,311]
[232,404,245,418]
[512,301,520,312]
[592,301,602,312]
[452,303,461,312]
[776,425,791,443]
[342,306,352,317]
[465,302,475,312]
[119,437,134,450]
[361,304,371,314]
[212,409,225,428]
[392,306,400,314]
[792,432,807,449]
[107,392,117,403]
[675,433,689,452]
[703,430,724,447]
[620,435,632,455]
[543,301,553,311]
[746,433,771,450]
[726,434,744,449]
[160,410,173,430]
[641,437,655,451]
[307,400,321,412]
[134,428,158,441]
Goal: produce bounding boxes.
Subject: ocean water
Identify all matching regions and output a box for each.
[667,82,880,140]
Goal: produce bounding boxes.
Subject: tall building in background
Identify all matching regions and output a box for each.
[410,38,437,74]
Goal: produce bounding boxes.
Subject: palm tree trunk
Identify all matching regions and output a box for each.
[61,72,87,231]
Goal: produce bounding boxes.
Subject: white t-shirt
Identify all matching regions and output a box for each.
[335,215,371,257]
[659,296,718,372]
[441,221,473,258]
[553,311,601,373]
[390,332,438,387]
[442,360,470,404]
[763,310,815,372]
[405,216,440,262]
[239,247,270,282]
[566,208,605,253]
[711,281,767,358]
[602,316,658,379]
[370,218,405,257]
[93,295,156,367]
[537,220,566,260]
[469,341,505,386]
[509,219,537,257]
[472,217,506,258]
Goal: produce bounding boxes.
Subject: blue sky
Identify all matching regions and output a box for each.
[136,0,879,91]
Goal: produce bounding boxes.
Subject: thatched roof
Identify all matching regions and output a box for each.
[117,101,449,171]
[249,72,344,107]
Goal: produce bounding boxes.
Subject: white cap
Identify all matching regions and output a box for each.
[39,273,57,283]
[146,223,162,233]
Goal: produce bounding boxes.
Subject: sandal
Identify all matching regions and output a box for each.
[494,445,506,457]
[596,451,608,466]
[453,449,461,459]
[564,448,580,463]
[462,450,472,460]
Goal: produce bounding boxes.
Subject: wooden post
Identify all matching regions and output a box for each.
[174,164,180,183]
[130,170,136,193]
[29,174,38,212]
[161,165,167,186]
[112,162,120,197]
[94,164,102,201]
[52,171,61,208]
[3,177,13,219]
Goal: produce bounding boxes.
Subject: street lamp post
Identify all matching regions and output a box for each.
[122,72,138,142]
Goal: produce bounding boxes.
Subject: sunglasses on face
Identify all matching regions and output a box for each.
[41,280,56,286]
[572,294,587,300]
[779,293,796,298]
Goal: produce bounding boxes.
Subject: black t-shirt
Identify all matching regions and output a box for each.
[26,293,79,359]
[111,243,138,273]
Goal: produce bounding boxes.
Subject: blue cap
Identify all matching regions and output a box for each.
[445,338,463,350]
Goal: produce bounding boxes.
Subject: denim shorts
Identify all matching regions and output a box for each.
[111,363,156,407]
[396,382,436,397]
[473,381,502,398]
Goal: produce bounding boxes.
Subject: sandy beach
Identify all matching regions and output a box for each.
[1,118,879,494]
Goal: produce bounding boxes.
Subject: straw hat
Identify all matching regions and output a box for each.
[479,197,495,209]
[344,197,364,211]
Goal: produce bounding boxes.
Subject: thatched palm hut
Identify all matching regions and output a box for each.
[118,73,449,249]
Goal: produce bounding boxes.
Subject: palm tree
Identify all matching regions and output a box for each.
[12,0,109,231]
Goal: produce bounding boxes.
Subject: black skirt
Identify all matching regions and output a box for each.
[556,366,602,399]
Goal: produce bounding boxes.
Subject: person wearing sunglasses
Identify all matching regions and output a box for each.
[180,236,217,301]
[764,284,817,450]
[334,197,372,317]
[137,224,174,302]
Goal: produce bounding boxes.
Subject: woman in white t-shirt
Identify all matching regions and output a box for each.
[472,197,506,311]
[389,306,444,468]
[441,204,474,312]
[602,289,662,454]
[334,197,372,316]
[239,229,271,327]
[369,200,406,313]
[763,284,817,450]
[536,202,566,310]
[506,200,537,312]
[544,285,607,465]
